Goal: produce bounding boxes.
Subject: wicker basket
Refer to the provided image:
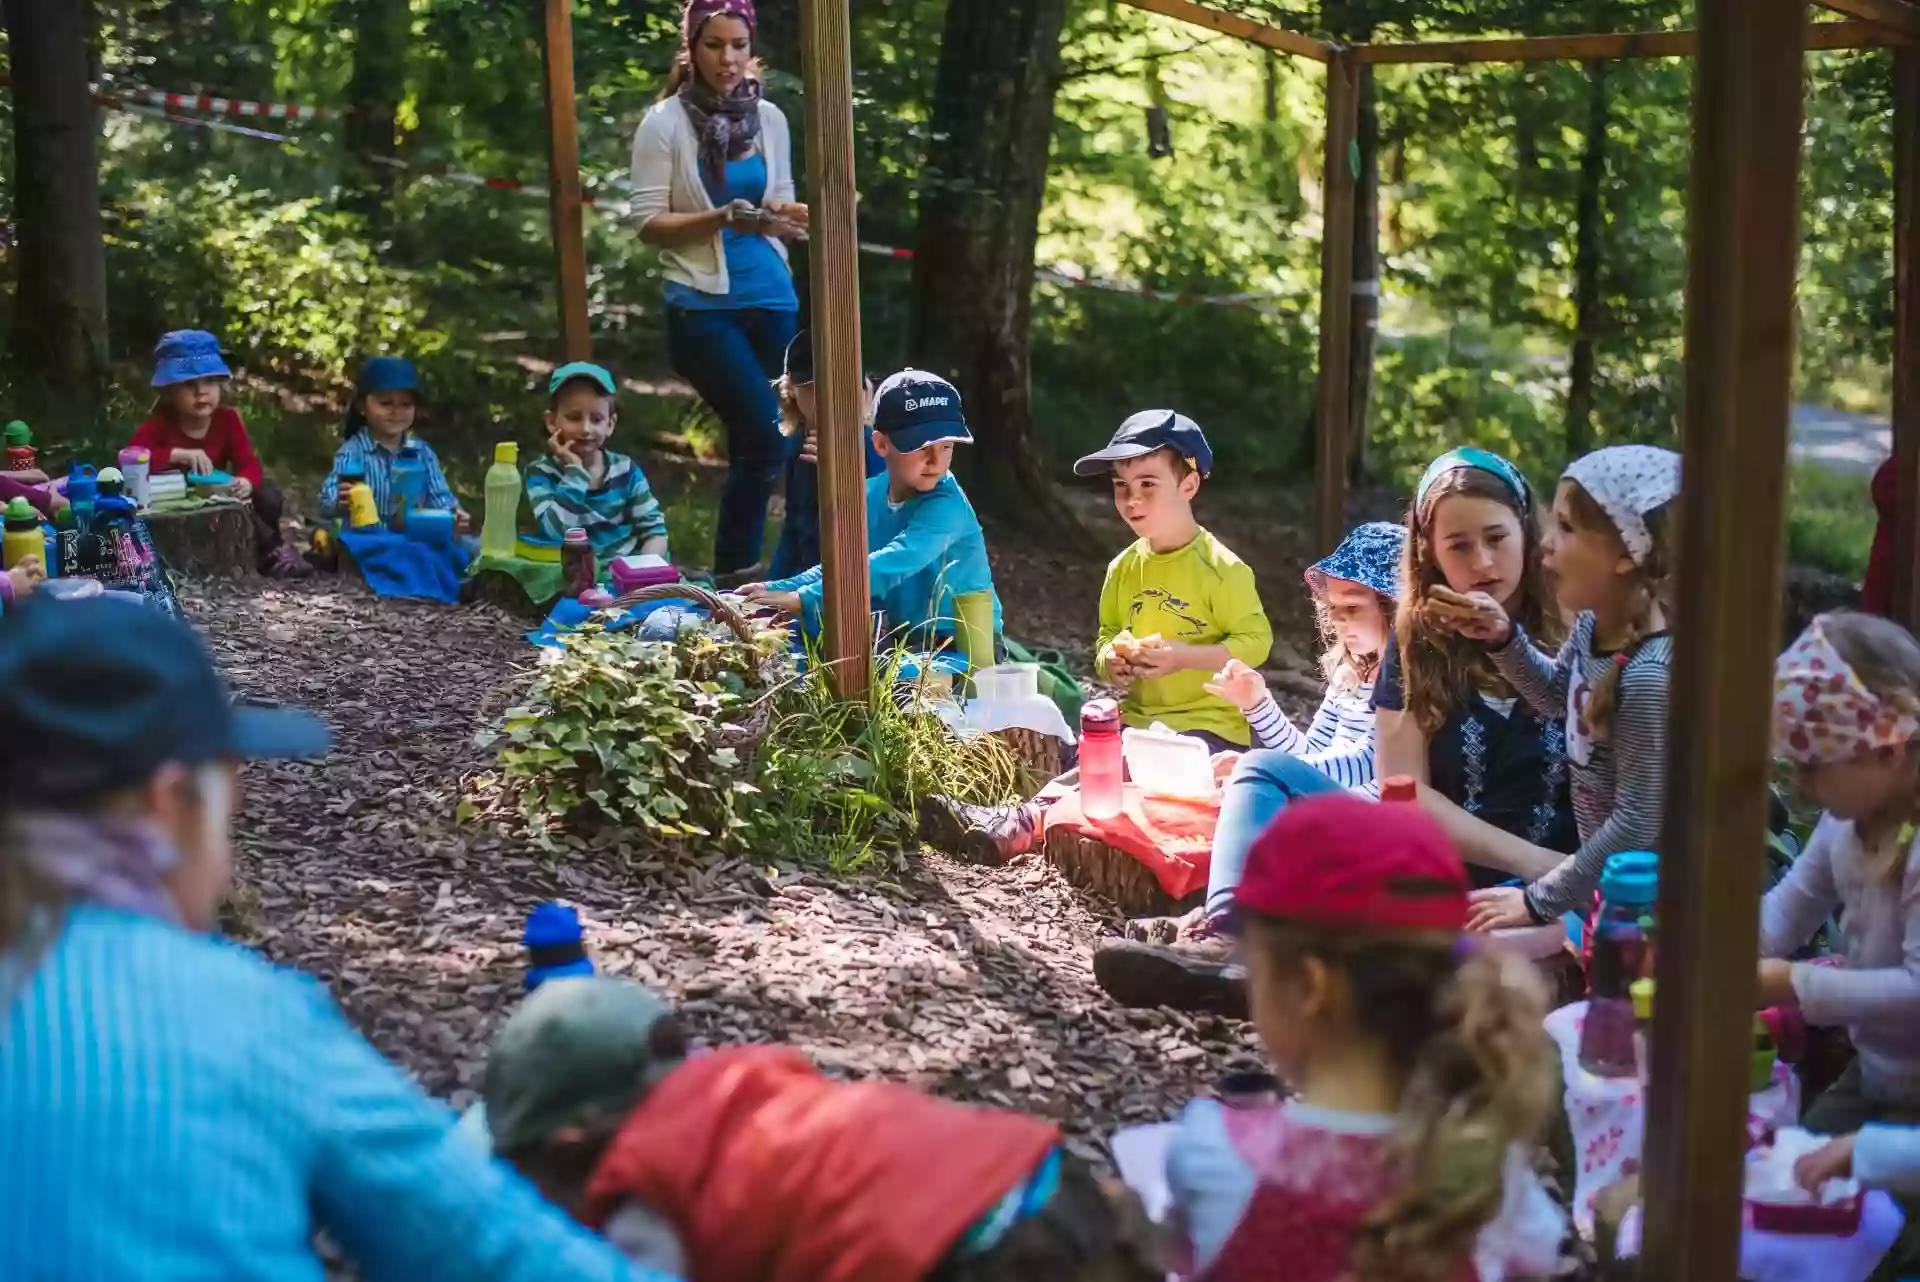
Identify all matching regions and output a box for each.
[606,581,777,757]
[1042,826,1197,916]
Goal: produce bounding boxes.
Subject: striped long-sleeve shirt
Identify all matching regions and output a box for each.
[1491,613,1672,919]
[1244,681,1380,796]
[317,431,460,521]
[526,450,668,560]
[0,905,665,1282]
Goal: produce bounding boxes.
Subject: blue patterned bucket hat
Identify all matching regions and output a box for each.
[1306,521,1406,600]
[150,330,232,388]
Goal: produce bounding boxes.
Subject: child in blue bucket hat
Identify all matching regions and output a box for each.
[127,330,311,577]
[316,356,470,541]
[1093,520,1412,1011]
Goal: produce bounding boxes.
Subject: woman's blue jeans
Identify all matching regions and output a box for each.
[1207,750,1344,918]
[665,305,798,575]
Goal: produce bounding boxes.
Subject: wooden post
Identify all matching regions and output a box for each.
[798,0,873,698]
[1641,2,1806,1280]
[541,0,592,363]
[1893,48,1920,628]
[1313,51,1359,556]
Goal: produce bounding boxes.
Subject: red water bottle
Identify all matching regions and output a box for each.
[1079,698,1123,820]
[561,528,595,599]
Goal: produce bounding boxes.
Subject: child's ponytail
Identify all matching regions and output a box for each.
[1354,947,1556,1282]
[1571,492,1674,743]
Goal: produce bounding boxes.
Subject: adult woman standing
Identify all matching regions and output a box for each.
[632,0,807,580]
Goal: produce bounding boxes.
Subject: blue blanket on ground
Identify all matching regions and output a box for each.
[526,593,710,647]
[340,530,472,604]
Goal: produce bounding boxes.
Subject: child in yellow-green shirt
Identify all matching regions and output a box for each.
[1078,411,1272,751]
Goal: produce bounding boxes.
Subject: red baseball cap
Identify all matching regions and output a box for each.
[1235,793,1469,934]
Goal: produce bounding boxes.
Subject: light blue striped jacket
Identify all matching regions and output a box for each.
[0,905,669,1282]
[1245,681,1380,796]
[318,430,461,521]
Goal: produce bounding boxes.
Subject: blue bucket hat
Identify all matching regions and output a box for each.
[344,357,421,437]
[150,330,232,389]
[1307,521,1406,600]
[1414,446,1533,515]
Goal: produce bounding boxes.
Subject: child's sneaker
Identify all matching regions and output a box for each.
[263,544,314,579]
[915,796,1043,864]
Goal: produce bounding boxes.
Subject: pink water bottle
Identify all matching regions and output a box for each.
[1079,698,1124,820]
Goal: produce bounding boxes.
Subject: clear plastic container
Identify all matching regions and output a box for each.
[1079,699,1124,820]
[1120,724,1215,799]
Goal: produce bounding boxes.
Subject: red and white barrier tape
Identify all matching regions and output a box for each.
[90,80,1298,315]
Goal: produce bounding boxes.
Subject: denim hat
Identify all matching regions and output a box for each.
[1414,446,1533,515]
[483,977,682,1155]
[548,362,618,400]
[871,369,971,452]
[1306,522,1406,601]
[0,598,330,805]
[345,357,421,437]
[150,330,232,389]
[1073,410,1213,479]
[523,902,596,991]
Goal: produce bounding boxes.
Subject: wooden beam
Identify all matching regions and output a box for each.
[1814,0,1920,38]
[540,0,591,362]
[1643,1,1807,1280]
[1313,52,1358,557]
[1354,19,1898,64]
[1116,0,1333,61]
[798,0,873,699]
[1895,48,1920,629]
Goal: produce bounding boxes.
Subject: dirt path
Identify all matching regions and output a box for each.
[198,577,1256,1164]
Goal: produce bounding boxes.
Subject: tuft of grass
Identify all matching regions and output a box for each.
[1784,462,1875,583]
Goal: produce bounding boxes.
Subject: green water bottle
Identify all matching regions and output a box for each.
[481,441,522,560]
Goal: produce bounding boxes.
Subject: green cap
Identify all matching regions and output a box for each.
[482,977,680,1155]
[4,497,36,524]
[3,421,28,447]
[547,362,617,399]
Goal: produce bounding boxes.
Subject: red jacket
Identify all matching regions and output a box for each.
[127,407,265,488]
[582,1046,1059,1282]
[1863,455,1896,617]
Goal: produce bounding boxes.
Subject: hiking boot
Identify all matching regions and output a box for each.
[1123,906,1222,946]
[264,544,314,580]
[1093,939,1247,1019]
[916,795,1043,865]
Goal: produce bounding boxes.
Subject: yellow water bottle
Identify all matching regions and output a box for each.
[2,497,44,570]
[346,481,381,530]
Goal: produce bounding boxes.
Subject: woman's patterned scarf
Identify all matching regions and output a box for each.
[679,76,763,185]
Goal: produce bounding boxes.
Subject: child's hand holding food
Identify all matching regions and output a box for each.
[1422,585,1512,646]
[1203,658,1268,712]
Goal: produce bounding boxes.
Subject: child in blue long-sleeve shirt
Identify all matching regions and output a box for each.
[743,368,1000,653]
[318,357,469,531]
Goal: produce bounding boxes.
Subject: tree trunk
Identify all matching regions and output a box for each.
[910,0,1070,529]
[4,0,109,424]
[1348,65,1380,484]
[1566,57,1610,457]
[342,0,410,221]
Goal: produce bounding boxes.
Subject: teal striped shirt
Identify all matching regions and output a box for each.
[0,905,669,1282]
[525,450,668,561]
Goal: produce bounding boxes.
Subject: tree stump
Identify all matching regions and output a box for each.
[468,567,549,619]
[143,502,256,578]
[1041,827,1197,917]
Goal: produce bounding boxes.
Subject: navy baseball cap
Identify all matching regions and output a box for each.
[1074,410,1213,478]
[0,598,330,805]
[871,369,972,452]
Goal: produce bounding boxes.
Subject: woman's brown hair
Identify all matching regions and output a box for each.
[1243,918,1557,1282]
[1396,467,1562,734]
[1563,481,1673,743]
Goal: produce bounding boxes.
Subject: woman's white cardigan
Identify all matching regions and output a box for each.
[629,95,795,297]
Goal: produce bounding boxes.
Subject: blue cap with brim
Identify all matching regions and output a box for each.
[345,357,421,435]
[151,330,233,389]
[0,598,330,806]
[1074,409,1213,479]
[871,369,971,453]
[548,362,618,399]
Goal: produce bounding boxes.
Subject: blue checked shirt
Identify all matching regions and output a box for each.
[0,905,672,1282]
[318,431,461,521]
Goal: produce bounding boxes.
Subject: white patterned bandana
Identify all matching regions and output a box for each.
[1561,445,1681,566]
[1774,615,1920,765]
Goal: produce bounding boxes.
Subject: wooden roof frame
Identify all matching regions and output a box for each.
[1121,3,1917,1281]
